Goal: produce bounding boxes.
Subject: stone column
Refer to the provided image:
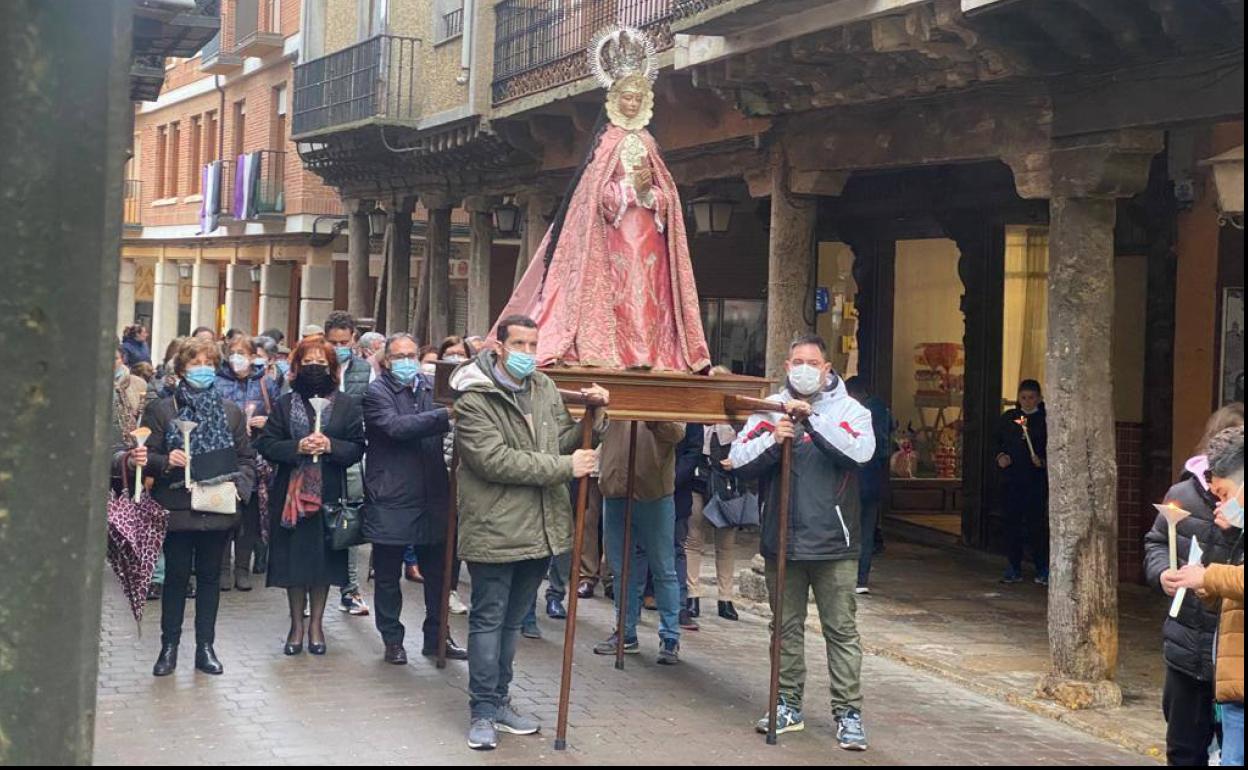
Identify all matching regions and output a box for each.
[1038,130,1162,710]
[516,192,556,288]
[0,2,131,761]
[347,199,372,320]
[465,196,499,336]
[116,259,136,336]
[257,262,292,338]
[385,197,415,334]
[426,201,454,343]
[765,156,817,381]
[150,259,182,359]
[299,256,334,332]
[188,260,219,334]
[224,264,254,334]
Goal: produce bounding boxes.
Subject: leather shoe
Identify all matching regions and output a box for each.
[546,597,567,619]
[283,641,302,656]
[152,643,178,676]
[717,600,739,621]
[689,597,701,618]
[384,643,408,665]
[422,637,469,661]
[576,581,594,599]
[308,642,327,656]
[194,643,223,675]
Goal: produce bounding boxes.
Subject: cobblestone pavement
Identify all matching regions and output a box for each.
[94,553,1154,766]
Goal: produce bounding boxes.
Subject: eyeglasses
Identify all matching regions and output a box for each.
[389,352,419,361]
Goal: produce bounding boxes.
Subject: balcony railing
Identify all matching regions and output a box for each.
[492,0,673,105]
[292,35,422,137]
[442,7,465,41]
[218,151,285,219]
[123,179,142,228]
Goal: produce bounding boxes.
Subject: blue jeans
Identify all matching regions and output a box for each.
[603,496,680,644]
[1223,702,1244,766]
[466,558,548,720]
[522,551,571,625]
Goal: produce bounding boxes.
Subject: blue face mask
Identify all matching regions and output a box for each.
[185,365,216,390]
[335,346,353,364]
[390,359,420,385]
[276,360,290,378]
[1223,484,1245,529]
[504,350,537,380]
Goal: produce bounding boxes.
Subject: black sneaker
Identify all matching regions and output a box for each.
[657,638,680,665]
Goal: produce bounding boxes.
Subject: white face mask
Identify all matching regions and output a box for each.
[421,362,437,376]
[229,353,249,372]
[788,363,824,396]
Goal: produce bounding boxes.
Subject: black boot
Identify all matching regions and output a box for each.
[689,597,701,618]
[194,642,223,675]
[152,643,178,677]
[717,601,739,621]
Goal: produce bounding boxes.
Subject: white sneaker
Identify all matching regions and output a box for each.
[854,586,870,595]
[449,590,468,615]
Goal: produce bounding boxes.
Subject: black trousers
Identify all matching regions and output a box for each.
[372,542,446,647]
[162,530,229,646]
[222,494,260,574]
[1163,665,1219,766]
[1003,483,1049,573]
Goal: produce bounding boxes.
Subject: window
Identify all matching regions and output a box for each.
[204,110,218,163]
[167,121,180,198]
[232,101,246,159]
[188,116,202,194]
[155,126,167,198]
[271,85,287,148]
[434,0,464,44]
[358,0,388,40]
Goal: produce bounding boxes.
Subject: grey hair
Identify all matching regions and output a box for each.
[360,331,385,348]
[1207,426,1244,480]
[383,332,417,358]
[253,336,278,357]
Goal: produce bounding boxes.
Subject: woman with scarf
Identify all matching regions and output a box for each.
[139,337,256,677]
[214,335,281,591]
[255,336,365,657]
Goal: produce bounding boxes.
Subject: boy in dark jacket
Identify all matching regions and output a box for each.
[730,335,874,751]
[995,379,1048,585]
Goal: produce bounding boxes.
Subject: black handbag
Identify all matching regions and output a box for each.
[324,467,365,550]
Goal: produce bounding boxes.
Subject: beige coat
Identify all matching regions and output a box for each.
[1203,562,1244,703]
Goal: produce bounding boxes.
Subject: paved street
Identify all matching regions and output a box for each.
[95,558,1152,766]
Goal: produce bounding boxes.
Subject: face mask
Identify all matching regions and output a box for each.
[788,363,824,396]
[390,359,419,385]
[293,363,334,396]
[1223,484,1245,529]
[335,346,353,364]
[252,357,267,368]
[421,362,437,376]
[114,365,128,383]
[276,360,290,378]
[185,365,216,390]
[229,353,249,372]
[444,354,466,364]
[504,350,537,380]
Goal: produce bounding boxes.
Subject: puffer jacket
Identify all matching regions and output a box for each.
[729,377,875,562]
[1143,456,1240,681]
[1202,538,1244,704]
[450,351,606,563]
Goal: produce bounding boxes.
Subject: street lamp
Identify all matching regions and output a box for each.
[177,262,193,280]
[368,207,388,236]
[688,196,734,234]
[249,264,262,284]
[493,200,520,236]
[1201,145,1244,230]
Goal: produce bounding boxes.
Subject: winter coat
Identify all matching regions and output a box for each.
[598,420,686,502]
[121,337,151,367]
[1143,456,1241,681]
[214,365,280,416]
[139,393,256,532]
[339,355,372,400]
[450,352,606,564]
[362,370,452,546]
[674,423,704,519]
[995,405,1048,491]
[729,378,875,562]
[1201,536,1244,704]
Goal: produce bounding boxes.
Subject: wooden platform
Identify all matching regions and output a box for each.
[435,361,773,423]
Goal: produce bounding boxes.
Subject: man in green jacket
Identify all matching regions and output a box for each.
[450,314,608,751]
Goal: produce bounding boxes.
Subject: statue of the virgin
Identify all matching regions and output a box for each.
[494,26,711,372]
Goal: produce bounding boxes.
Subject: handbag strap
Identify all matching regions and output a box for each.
[259,376,272,415]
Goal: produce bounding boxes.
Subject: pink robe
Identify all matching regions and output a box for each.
[494,125,711,372]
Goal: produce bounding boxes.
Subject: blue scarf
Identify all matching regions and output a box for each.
[164,379,238,487]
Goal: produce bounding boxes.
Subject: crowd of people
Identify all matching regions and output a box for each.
[108,315,1244,761]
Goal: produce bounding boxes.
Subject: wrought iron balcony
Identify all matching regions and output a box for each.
[292,35,422,138]
[492,0,674,105]
[235,0,284,57]
[218,151,285,220]
[123,179,142,229]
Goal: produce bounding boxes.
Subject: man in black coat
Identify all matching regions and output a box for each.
[995,379,1048,585]
[363,332,467,665]
[1145,450,1241,766]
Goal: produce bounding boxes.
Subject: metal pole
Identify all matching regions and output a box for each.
[554,406,597,751]
[614,421,640,671]
[766,434,794,745]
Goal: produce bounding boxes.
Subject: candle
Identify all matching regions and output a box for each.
[174,419,198,488]
[1015,415,1039,465]
[130,427,151,503]
[1170,536,1204,619]
[1154,502,1192,573]
[308,397,329,464]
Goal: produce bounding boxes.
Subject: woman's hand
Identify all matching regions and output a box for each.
[127,446,149,470]
[248,415,268,431]
[634,167,652,195]
[168,449,188,468]
[719,458,734,470]
[299,433,331,456]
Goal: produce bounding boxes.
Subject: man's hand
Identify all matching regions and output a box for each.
[581,383,610,406]
[168,449,189,468]
[1214,505,1234,531]
[1174,563,1208,591]
[1160,568,1182,597]
[571,448,597,478]
[784,400,812,420]
[774,416,796,443]
[997,453,1012,469]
